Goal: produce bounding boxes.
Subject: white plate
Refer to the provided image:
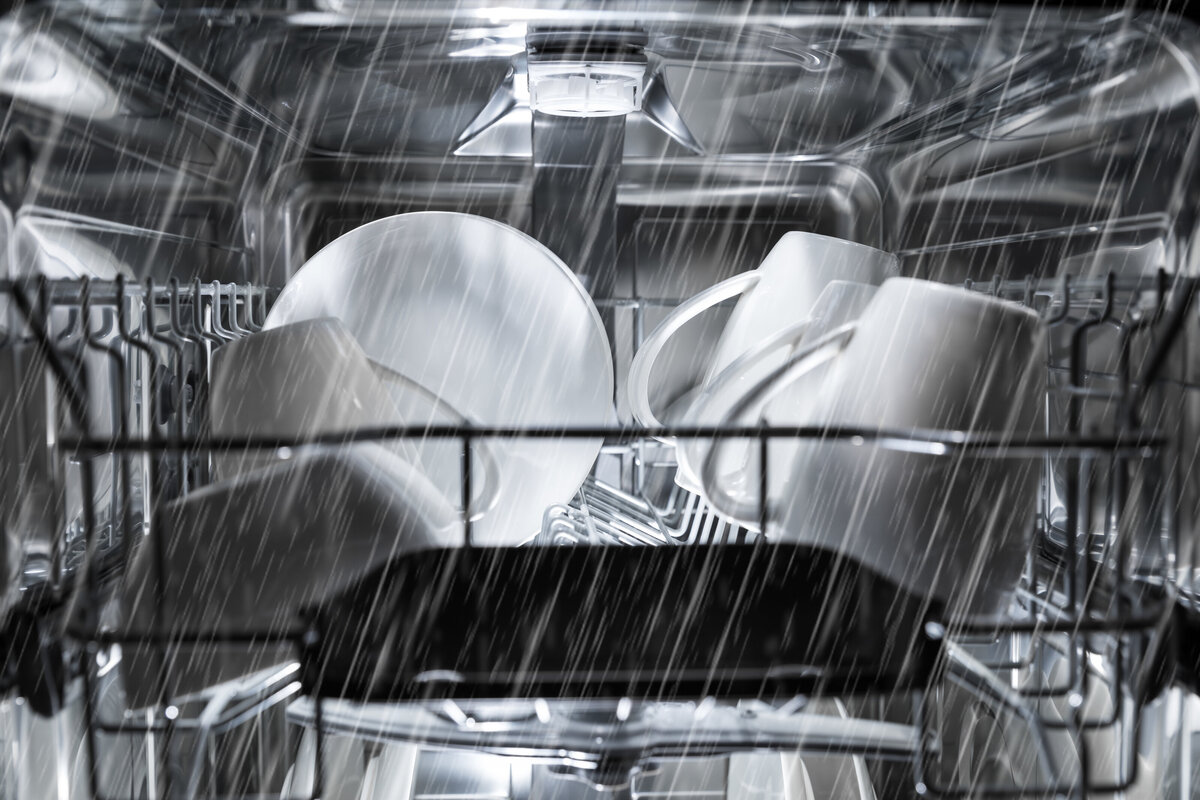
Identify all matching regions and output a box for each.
[265,212,614,545]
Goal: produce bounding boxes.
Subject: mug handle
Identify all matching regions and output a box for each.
[674,317,815,491]
[694,322,857,525]
[627,271,762,434]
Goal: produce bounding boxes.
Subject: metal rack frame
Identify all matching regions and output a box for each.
[0,272,1196,799]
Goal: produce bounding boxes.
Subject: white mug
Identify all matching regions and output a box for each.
[679,280,881,510]
[119,443,460,709]
[628,232,897,490]
[698,278,1046,614]
[209,318,501,520]
[209,318,410,478]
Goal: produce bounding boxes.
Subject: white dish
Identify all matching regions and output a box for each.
[265,212,614,545]
[119,443,459,708]
[793,698,877,800]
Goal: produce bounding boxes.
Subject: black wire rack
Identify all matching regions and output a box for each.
[0,271,1197,799]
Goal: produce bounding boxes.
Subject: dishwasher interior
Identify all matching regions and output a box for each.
[3,2,1200,798]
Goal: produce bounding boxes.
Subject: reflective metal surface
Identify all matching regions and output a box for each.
[1,3,1200,799]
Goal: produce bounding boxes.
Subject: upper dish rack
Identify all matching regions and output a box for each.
[1,269,1198,799]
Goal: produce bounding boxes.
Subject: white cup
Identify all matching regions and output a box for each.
[264,213,614,545]
[679,280,881,510]
[209,317,501,520]
[209,318,410,478]
[697,278,1047,614]
[628,232,897,490]
[119,443,460,709]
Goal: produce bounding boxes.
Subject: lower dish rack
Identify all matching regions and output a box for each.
[1,272,1199,800]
